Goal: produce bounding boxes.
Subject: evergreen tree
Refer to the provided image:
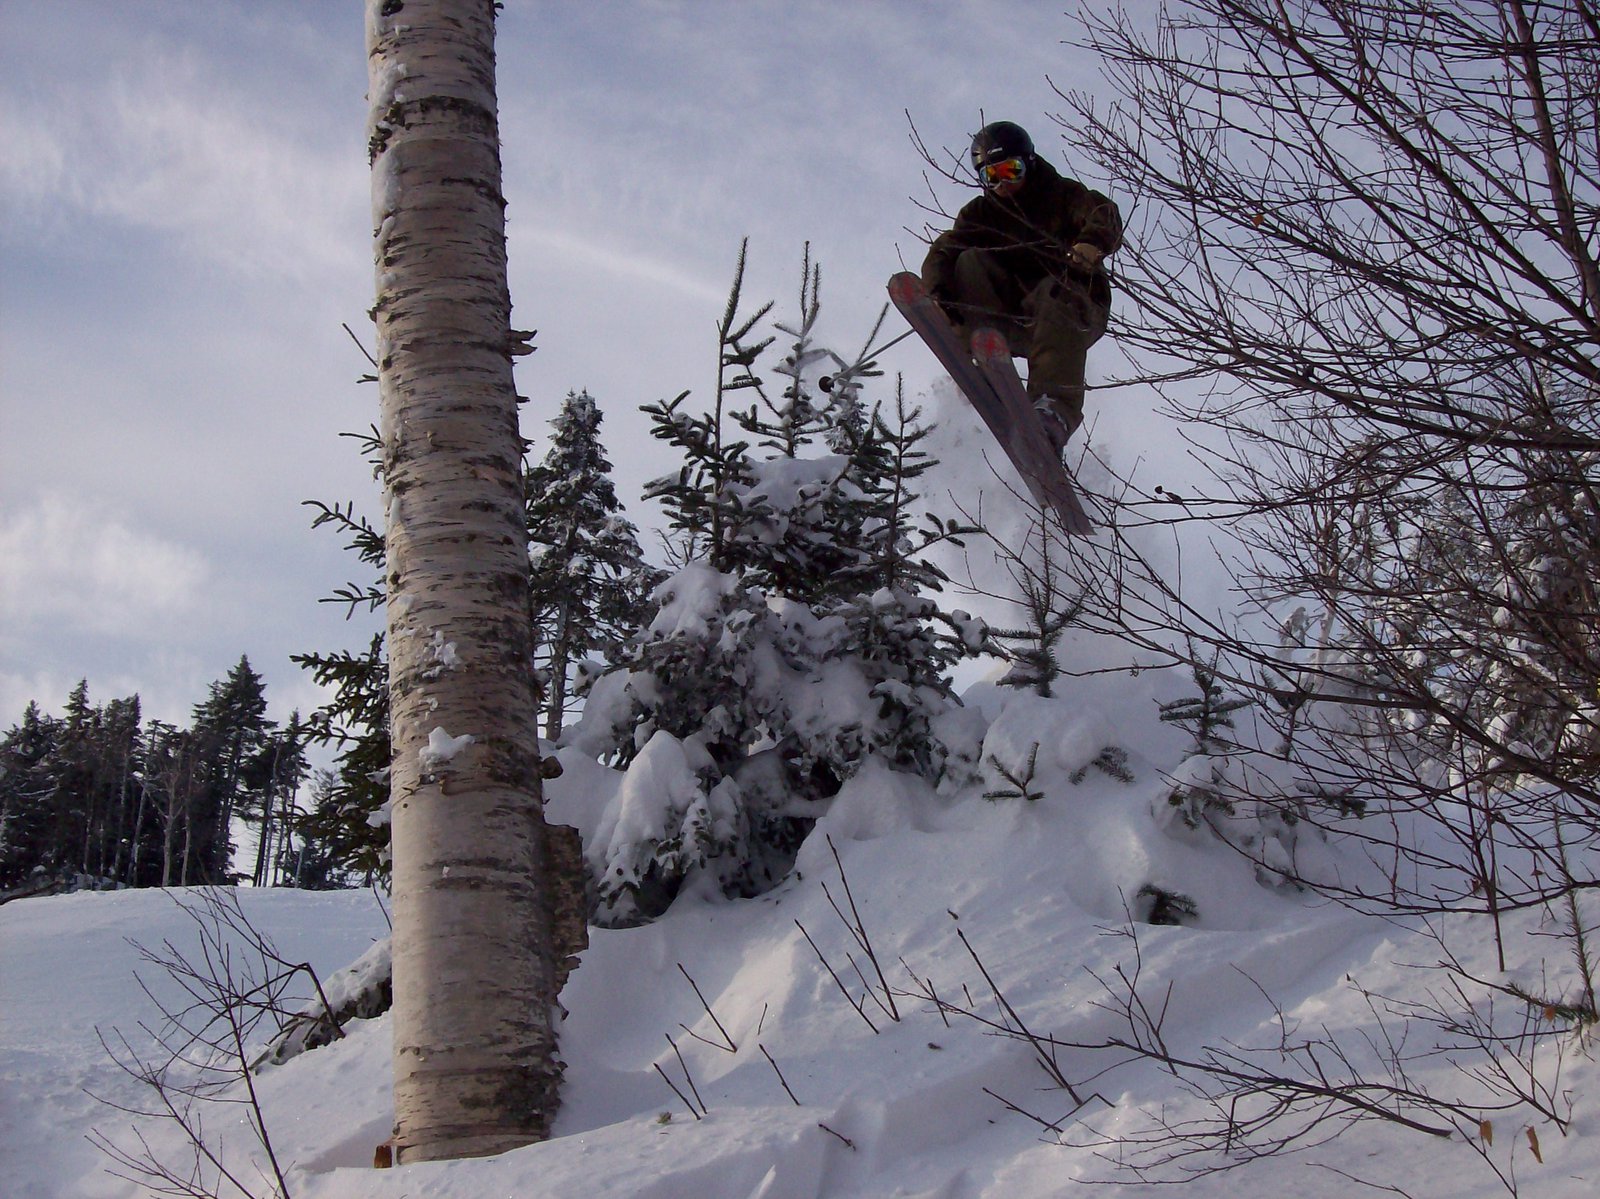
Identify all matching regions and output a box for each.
[91,694,144,882]
[292,634,391,879]
[0,671,300,892]
[525,390,661,740]
[186,657,272,884]
[641,239,772,570]
[277,769,367,889]
[296,402,657,878]
[1158,656,1255,829]
[9,682,152,889]
[45,681,99,876]
[0,703,61,889]
[293,430,392,880]
[982,530,1088,699]
[118,714,169,888]
[246,713,311,887]
[143,718,196,887]
[574,248,984,925]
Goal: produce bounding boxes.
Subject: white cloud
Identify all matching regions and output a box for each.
[0,495,210,637]
[521,226,727,304]
[1,43,364,284]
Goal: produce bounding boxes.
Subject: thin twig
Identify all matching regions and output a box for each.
[652,1062,703,1121]
[818,1122,857,1149]
[902,957,953,1028]
[827,835,899,1020]
[676,963,737,1052]
[760,1043,800,1106]
[957,926,1082,1101]
[982,1086,1106,1134]
[796,919,879,1033]
[666,1035,707,1114]
[341,321,380,369]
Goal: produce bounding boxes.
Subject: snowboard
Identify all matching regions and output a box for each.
[887,272,1092,535]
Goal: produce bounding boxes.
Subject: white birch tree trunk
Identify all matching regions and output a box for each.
[365,0,562,1162]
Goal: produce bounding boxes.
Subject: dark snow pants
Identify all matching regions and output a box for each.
[944,248,1110,438]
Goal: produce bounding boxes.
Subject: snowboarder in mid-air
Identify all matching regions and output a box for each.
[920,120,1122,451]
[887,120,1120,533]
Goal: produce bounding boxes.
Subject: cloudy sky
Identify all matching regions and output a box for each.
[1,1,1158,731]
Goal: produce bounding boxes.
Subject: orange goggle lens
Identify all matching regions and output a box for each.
[981,156,1027,186]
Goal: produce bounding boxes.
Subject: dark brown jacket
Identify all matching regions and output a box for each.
[922,157,1122,307]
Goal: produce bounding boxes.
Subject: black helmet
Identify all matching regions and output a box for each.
[970,121,1035,173]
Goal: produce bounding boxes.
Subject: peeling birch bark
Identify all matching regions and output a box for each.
[365,0,563,1163]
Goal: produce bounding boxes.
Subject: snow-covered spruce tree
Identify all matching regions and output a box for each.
[1158,656,1255,831]
[979,529,1088,699]
[572,247,984,926]
[1153,655,1314,885]
[525,390,661,741]
[1481,447,1600,780]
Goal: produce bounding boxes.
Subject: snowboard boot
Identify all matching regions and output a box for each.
[1033,391,1082,460]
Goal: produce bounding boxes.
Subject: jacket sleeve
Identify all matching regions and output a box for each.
[1075,187,1122,257]
[921,229,961,298]
[920,196,990,298]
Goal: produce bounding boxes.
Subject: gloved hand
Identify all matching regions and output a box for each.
[1069,242,1105,270]
[929,286,961,324]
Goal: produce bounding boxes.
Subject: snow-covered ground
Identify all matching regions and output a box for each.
[3,680,1595,1198]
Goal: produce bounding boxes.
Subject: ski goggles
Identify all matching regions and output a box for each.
[979,156,1027,187]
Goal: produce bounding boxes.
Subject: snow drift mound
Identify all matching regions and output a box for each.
[5,690,1595,1198]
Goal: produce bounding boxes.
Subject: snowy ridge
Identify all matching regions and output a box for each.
[3,684,1596,1198]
